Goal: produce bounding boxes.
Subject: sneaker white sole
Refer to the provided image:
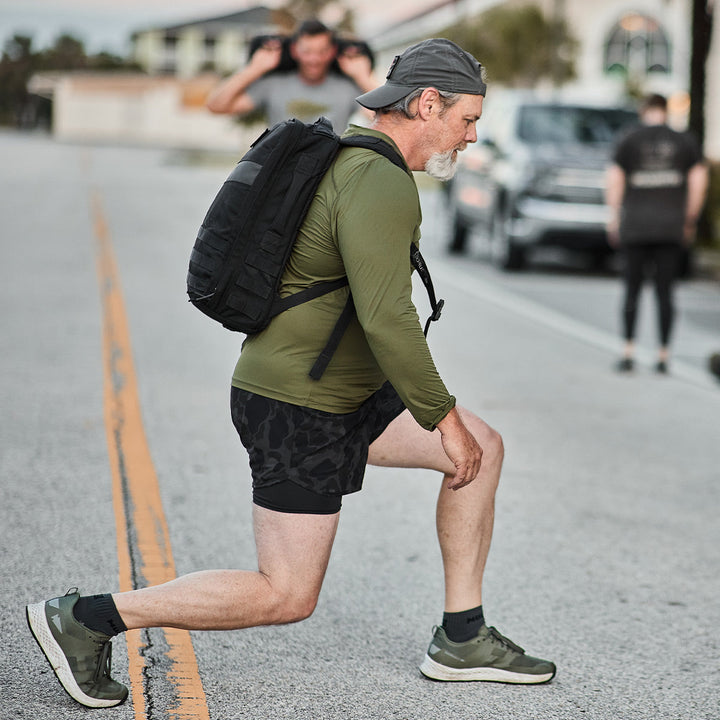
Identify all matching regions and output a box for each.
[26,602,125,708]
[419,654,555,684]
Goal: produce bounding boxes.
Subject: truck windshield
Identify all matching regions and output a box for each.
[518,106,637,145]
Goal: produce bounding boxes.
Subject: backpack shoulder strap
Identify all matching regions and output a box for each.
[410,245,444,336]
[308,294,356,381]
[338,135,409,175]
[307,134,444,380]
[340,136,445,336]
[309,245,444,381]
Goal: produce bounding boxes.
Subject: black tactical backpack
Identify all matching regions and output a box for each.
[187,116,443,379]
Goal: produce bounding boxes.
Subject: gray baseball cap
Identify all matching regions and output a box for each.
[356,38,486,110]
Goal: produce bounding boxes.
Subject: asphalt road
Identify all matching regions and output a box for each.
[1,130,719,720]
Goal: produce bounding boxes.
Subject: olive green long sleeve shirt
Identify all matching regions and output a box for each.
[232,125,455,430]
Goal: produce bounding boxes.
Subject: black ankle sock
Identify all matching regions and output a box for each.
[73,594,127,637]
[442,605,485,643]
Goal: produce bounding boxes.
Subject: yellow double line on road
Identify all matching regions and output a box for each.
[92,190,210,720]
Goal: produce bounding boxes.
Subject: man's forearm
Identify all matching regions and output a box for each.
[206,66,263,114]
[605,164,625,214]
[686,162,709,223]
[605,164,625,244]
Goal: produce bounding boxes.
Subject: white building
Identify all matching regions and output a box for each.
[372,0,720,158]
[130,6,277,79]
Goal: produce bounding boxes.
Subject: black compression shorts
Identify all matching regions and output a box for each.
[230,382,406,514]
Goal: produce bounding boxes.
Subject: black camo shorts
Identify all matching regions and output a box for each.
[230,382,406,514]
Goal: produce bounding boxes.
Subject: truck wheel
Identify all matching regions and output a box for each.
[448,216,469,254]
[491,211,525,270]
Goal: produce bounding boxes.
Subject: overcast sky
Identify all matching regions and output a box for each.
[0,0,434,55]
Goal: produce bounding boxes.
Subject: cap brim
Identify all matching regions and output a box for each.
[356,83,419,110]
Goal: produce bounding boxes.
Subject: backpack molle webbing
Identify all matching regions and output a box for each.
[188,118,344,333]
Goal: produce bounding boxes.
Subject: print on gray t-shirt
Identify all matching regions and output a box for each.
[247,72,362,132]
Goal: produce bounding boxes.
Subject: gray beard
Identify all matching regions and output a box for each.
[425,150,458,181]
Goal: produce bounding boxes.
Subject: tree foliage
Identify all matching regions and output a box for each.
[0,32,136,127]
[0,35,39,126]
[440,3,577,87]
[40,34,88,71]
[688,0,716,245]
[273,0,356,34]
[689,0,714,151]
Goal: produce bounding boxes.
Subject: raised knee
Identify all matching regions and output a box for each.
[284,594,318,623]
[267,588,318,625]
[468,417,503,462]
[487,426,504,463]
[459,411,505,469]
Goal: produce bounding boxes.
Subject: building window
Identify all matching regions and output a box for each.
[604,13,671,77]
[159,33,178,74]
[203,35,216,68]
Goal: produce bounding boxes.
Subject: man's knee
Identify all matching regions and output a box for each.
[462,411,504,465]
[486,425,504,465]
[483,426,504,489]
[280,596,318,624]
[265,585,320,625]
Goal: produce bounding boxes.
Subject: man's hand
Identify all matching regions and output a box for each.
[248,39,283,76]
[206,38,281,115]
[436,408,483,490]
[337,48,375,92]
[606,213,620,248]
[683,215,699,245]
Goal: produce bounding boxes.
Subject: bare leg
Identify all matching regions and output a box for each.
[113,505,340,631]
[368,406,503,611]
[371,407,556,683]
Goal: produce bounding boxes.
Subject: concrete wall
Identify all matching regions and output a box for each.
[52,74,261,152]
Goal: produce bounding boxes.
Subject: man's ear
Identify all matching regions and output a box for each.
[416,87,440,120]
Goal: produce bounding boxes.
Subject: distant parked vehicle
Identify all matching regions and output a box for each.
[447,92,638,270]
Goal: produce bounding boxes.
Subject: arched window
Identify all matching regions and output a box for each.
[604,13,671,76]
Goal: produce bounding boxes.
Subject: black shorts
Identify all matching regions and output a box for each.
[230,382,406,514]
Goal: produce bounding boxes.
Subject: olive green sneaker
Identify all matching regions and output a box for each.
[419,624,556,684]
[26,588,128,708]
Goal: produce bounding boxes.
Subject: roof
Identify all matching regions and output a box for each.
[131,5,275,40]
[370,0,502,50]
[27,71,221,100]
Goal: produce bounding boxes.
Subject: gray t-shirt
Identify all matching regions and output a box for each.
[247,72,361,132]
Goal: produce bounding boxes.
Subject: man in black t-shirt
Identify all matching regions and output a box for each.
[606,93,708,373]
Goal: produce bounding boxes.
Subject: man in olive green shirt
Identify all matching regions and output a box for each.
[27,40,555,711]
[232,122,453,428]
